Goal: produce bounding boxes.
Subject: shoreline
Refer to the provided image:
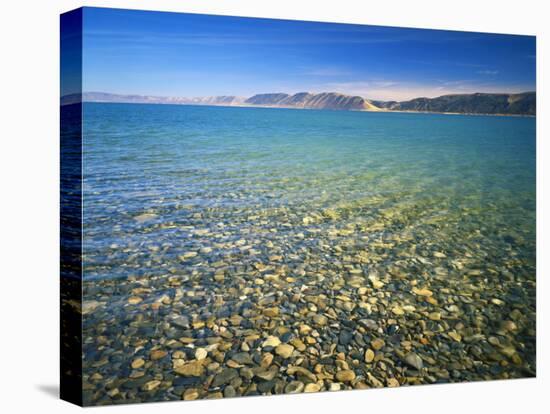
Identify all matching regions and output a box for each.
[63,99,536,118]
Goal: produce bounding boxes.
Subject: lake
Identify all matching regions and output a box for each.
[80,102,536,404]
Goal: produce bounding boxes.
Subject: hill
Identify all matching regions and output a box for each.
[63,91,535,115]
[245,92,379,111]
[372,92,535,115]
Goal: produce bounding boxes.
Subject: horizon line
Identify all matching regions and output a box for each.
[63,89,537,103]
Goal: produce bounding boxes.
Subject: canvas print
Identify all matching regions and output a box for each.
[60,7,536,406]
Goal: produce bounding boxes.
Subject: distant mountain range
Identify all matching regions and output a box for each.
[61,92,246,106]
[62,91,536,116]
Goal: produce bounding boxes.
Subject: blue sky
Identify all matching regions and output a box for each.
[81,7,536,101]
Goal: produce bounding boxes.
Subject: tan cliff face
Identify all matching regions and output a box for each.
[245,92,380,111]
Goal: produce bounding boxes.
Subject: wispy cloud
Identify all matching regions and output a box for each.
[86,31,270,48]
[311,79,531,101]
[477,70,499,75]
[405,59,487,69]
[302,67,353,77]
[436,79,475,86]
[83,10,535,100]
[85,27,485,49]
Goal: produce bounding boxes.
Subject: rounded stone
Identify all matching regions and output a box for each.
[313,314,328,326]
[371,338,385,351]
[364,348,375,363]
[262,336,281,348]
[142,380,161,392]
[329,383,341,391]
[335,369,356,382]
[275,344,294,358]
[223,385,236,398]
[392,306,405,316]
[387,378,400,387]
[285,381,305,394]
[131,358,145,369]
[195,348,208,360]
[403,352,424,370]
[183,388,199,400]
[304,383,321,393]
[150,350,167,360]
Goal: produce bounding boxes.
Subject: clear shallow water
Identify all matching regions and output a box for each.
[81,102,536,404]
[82,103,535,280]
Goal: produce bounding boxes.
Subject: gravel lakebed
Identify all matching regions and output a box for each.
[80,198,536,405]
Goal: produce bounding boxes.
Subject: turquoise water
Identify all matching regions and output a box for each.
[81,103,536,403]
[82,103,535,281]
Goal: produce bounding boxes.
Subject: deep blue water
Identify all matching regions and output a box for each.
[82,103,535,281]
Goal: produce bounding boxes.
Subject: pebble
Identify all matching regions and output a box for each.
[371,338,385,351]
[387,378,400,387]
[339,330,353,346]
[286,366,316,382]
[260,353,274,368]
[262,336,281,348]
[329,383,341,391]
[335,370,356,382]
[142,380,161,392]
[263,307,280,317]
[257,380,275,394]
[290,338,306,351]
[174,360,204,377]
[304,383,321,393]
[275,344,294,358]
[313,314,328,326]
[128,296,143,305]
[488,336,500,346]
[223,385,237,398]
[364,348,375,363]
[82,300,103,315]
[367,373,384,388]
[392,306,405,316]
[448,331,462,342]
[195,348,208,360]
[412,287,433,297]
[171,316,190,329]
[403,353,424,370]
[150,350,167,360]
[231,352,253,365]
[428,312,441,321]
[131,358,145,369]
[183,388,199,400]
[502,321,518,331]
[371,279,385,289]
[285,381,305,393]
[212,368,239,387]
[134,213,158,223]
[179,252,197,260]
[255,366,278,381]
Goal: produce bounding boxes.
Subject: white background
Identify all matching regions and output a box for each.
[0,0,548,412]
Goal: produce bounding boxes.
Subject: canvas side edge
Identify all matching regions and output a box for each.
[60,7,84,407]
